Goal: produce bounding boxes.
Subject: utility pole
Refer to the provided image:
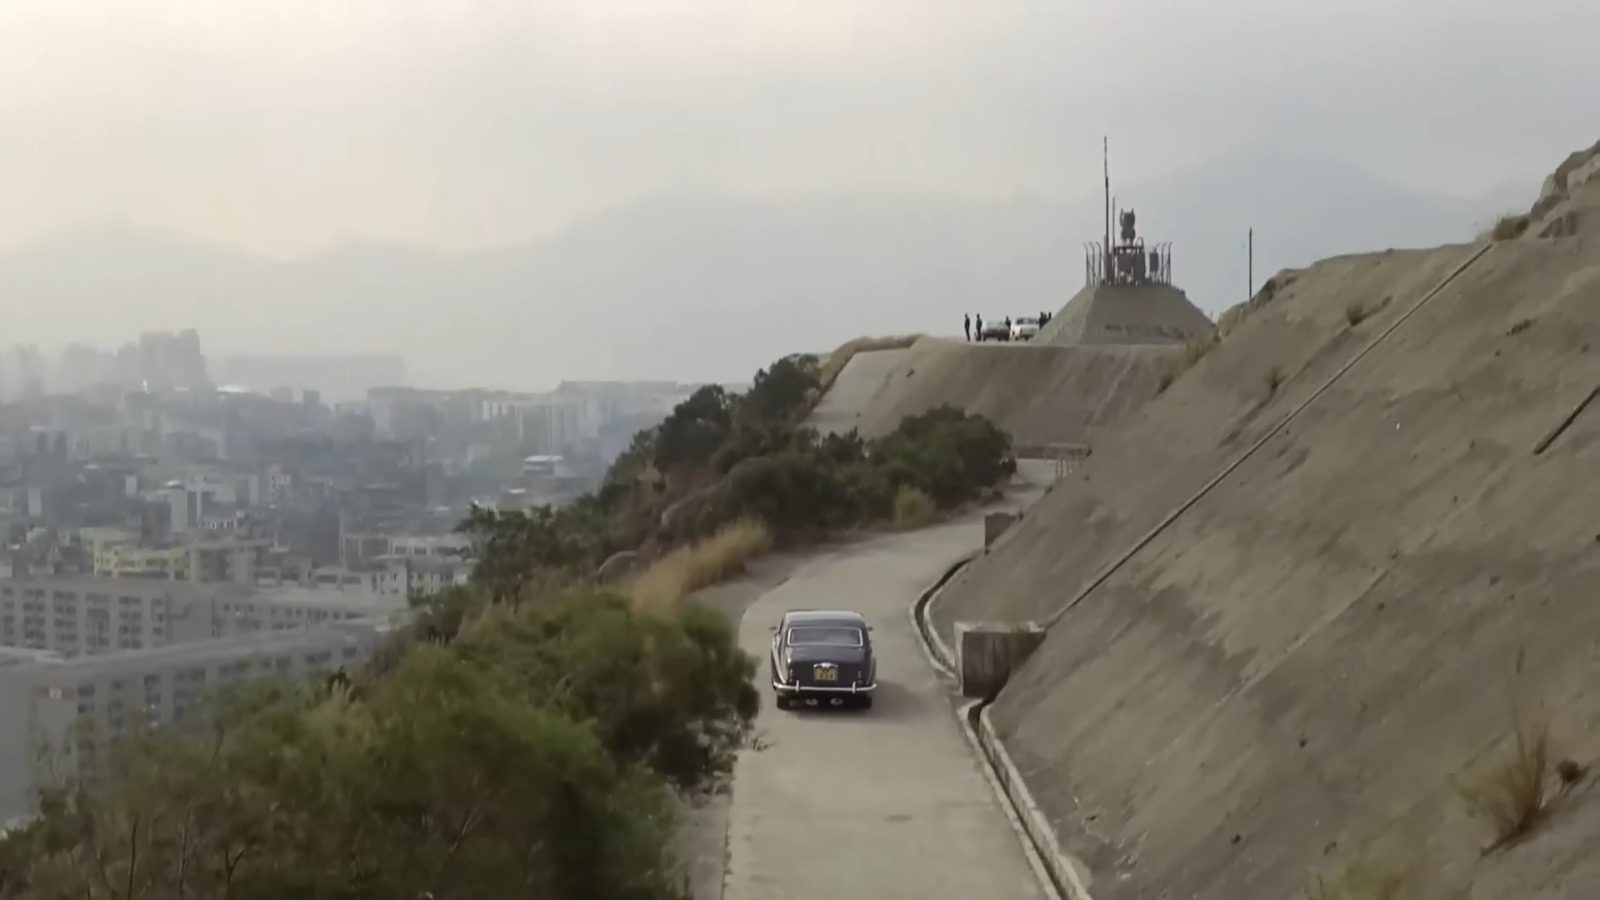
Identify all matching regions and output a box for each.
[1103,137,1111,276]
[1248,227,1254,300]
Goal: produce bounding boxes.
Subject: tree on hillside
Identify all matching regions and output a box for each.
[598,425,662,511]
[453,591,758,792]
[0,584,759,900]
[653,385,733,479]
[870,405,1015,506]
[457,503,610,603]
[736,355,819,428]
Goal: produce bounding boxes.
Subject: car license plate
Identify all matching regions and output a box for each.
[814,666,838,682]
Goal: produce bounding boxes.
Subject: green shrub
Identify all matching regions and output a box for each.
[653,384,733,477]
[870,405,1015,507]
[738,354,820,427]
[4,587,753,899]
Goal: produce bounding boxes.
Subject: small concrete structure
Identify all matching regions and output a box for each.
[955,620,1046,698]
[984,512,1017,548]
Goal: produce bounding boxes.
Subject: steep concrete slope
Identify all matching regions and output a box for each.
[805,347,911,436]
[932,229,1600,897]
[842,337,1177,449]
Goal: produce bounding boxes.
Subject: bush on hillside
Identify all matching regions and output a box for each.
[715,449,859,535]
[453,589,759,792]
[677,408,1011,541]
[0,584,757,899]
[869,405,1015,507]
[458,502,613,602]
[653,384,734,479]
[739,355,821,427]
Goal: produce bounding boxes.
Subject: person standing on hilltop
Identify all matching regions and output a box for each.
[974,314,984,342]
[964,313,972,342]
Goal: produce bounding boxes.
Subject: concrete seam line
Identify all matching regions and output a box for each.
[1044,240,1496,628]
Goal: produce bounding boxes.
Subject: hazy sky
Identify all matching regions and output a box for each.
[2,0,1595,257]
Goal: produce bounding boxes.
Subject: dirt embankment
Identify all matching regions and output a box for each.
[932,169,1600,900]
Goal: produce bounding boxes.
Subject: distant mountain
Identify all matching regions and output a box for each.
[0,149,1531,392]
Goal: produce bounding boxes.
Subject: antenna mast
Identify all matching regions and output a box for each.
[1103,137,1111,268]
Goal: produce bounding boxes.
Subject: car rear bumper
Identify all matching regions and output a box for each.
[773,679,877,695]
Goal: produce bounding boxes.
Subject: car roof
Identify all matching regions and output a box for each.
[782,609,868,628]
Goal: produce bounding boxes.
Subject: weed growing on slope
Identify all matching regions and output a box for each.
[1482,213,1531,242]
[1455,649,1565,854]
[1265,365,1286,395]
[1345,295,1390,327]
[1458,710,1553,853]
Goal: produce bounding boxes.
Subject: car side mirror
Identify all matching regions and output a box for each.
[770,625,779,632]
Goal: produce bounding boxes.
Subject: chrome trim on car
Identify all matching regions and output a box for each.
[772,679,878,695]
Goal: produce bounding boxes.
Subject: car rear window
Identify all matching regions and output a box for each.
[787,626,863,647]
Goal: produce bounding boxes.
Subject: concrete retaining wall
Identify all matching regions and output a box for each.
[955,621,1046,698]
[984,512,1018,547]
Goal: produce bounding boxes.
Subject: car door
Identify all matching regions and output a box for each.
[769,620,785,680]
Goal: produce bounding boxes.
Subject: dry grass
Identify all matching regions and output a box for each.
[1345,298,1373,327]
[1307,861,1412,900]
[816,335,921,398]
[1482,213,1531,242]
[892,486,936,528]
[1265,365,1286,395]
[1305,820,1427,900]
[1306,847,1419,900]
[1458,710,1555,853]
[626,518,773,613]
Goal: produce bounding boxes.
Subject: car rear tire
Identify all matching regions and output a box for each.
[774,694,790,711]
[857,695,873,710]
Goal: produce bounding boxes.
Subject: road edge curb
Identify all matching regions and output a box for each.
[911,557,1089,900]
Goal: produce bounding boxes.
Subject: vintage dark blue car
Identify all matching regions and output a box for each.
[769,609,877,710]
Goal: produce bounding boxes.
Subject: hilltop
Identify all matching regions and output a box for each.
[928,140,1600,898]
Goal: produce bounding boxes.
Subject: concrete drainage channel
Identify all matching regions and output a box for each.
[909,558,1093,900]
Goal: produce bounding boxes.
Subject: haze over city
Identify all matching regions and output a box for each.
[4,2,1600,897]
[3,1,1595,388]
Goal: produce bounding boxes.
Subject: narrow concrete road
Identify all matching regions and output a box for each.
[721,517,1046,900]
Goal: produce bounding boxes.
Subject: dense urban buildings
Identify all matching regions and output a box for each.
[0,327,710,827]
